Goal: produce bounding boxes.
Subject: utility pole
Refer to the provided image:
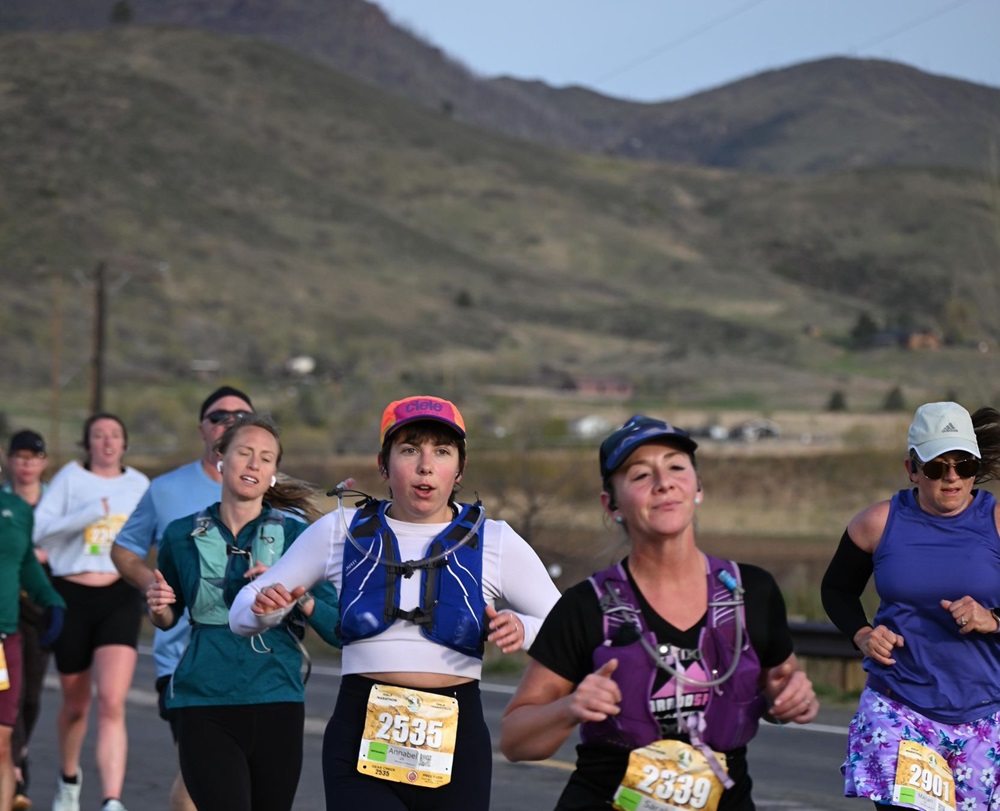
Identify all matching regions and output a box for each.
[89,261,107,414]
[50,273,63,465]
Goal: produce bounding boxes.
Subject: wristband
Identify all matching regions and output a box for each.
[296,591,314,608]
[990,608,1000,633]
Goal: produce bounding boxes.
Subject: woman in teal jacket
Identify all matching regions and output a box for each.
[146,414,339,811]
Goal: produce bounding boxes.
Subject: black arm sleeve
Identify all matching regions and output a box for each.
[821,530,874,644]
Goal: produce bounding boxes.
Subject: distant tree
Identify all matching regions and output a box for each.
[441,99,454,118]
[827,390,847,412]
[940,297,978,346]
[882,385,906,412]
[110,0,133,24]
[849,311,879,348]
[296,384,326,428]
[887,307,917,332]
[454,289,473,308]
[476,439,579,545]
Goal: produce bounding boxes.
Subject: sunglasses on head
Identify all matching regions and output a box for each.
[204,409,252,425]
[917,457,980,480]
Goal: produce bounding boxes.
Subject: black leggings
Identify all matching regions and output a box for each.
[323,675,492,811]
[177,702,304,811]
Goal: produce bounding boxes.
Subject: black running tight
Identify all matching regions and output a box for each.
[177,701,305,811]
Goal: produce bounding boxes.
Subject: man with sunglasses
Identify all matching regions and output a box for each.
[822,401,1000,811]
[111,386,253,811]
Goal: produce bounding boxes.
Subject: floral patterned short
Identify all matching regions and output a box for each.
[843,687,1000,811]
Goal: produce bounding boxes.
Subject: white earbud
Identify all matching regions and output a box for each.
[216,461,223,473]
[694,494,703,505]
[614,515,624,524]
[270,475,277,488]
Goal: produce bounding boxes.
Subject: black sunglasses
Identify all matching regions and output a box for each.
[918,457,980,480]
[204,409,252,425]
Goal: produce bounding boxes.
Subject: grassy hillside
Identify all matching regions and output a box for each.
[0,0,595,153]
[1,28,1000,436]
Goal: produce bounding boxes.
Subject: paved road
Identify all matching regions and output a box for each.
[22,647,859,810]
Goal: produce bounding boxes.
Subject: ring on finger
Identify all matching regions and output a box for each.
[960,616,969,626]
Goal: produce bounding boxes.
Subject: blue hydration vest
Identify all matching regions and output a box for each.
[339,500,488,658]
[582,555,765,753]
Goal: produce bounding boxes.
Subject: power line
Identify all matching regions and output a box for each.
[849,0,976,52]
[590,0,770,89]
[589,0,977,97]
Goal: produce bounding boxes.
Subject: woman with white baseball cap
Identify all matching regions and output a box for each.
[822,401,1000,811]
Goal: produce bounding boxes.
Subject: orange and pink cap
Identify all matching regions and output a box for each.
[379,396,467,446]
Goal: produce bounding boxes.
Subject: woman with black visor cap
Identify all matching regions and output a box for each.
[501,414,817,811]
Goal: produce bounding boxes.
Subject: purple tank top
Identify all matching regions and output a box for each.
[868,488,1000,724]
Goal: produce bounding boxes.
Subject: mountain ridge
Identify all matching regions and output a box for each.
[1,0,998,175]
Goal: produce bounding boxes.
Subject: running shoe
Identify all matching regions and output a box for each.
[100,801,127,811]
[50,775,80,811]
[12,792,32,810]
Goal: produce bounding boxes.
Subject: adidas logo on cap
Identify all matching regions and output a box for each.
[907,402,980,461]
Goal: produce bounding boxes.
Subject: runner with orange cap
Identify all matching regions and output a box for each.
[230,395,561,811]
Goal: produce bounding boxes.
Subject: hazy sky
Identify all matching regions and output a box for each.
[373,0,999,102]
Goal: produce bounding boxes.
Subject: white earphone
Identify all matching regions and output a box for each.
[216,460,224,473]
[270,475,277,488]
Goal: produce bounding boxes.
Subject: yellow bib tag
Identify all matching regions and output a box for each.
[0,641,9,692]
[613,739,728,811]
[83,514,126,556]
[357,685,459,788]
[892,740,957,811]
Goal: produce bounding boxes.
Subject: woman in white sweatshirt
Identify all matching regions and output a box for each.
[34,413,149,811]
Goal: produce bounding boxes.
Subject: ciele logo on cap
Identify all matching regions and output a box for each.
[404,399,444,414]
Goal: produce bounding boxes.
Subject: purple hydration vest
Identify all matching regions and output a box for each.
[581,556,765,752]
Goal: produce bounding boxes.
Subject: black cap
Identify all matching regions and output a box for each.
[8,429,46,456]
[599,415,697,481]
[199,386,254,421]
